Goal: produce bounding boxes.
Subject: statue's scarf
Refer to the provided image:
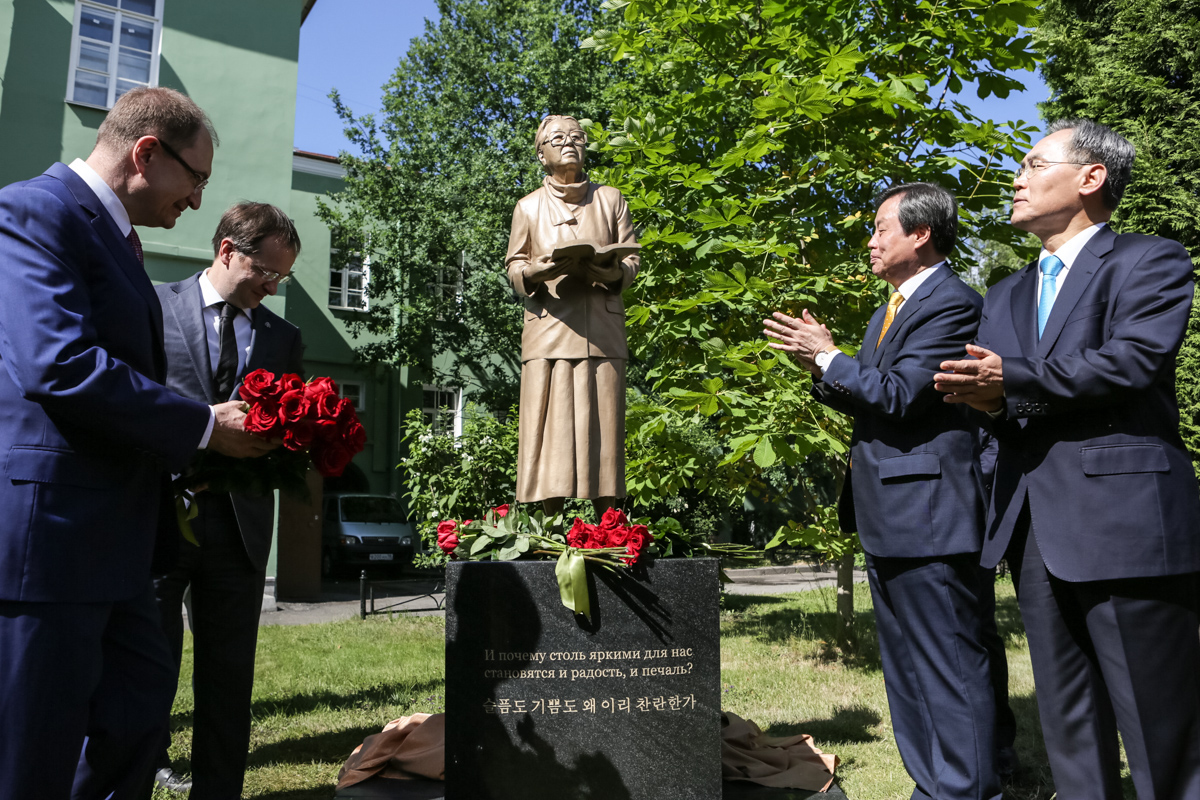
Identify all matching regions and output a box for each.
[542,174,590,227]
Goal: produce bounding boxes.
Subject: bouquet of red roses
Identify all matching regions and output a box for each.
[565,508,651,566]
[238,369,365,478]
[179,370,365,498]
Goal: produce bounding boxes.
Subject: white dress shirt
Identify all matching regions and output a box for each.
[199,270,253,383]
[68,159,216,448]
[816,263,946,374]
[1036,222,1107,309]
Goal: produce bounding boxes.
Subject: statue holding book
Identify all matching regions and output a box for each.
[505,114,640,517]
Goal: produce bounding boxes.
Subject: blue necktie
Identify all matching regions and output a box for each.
[1038,255,1064,338]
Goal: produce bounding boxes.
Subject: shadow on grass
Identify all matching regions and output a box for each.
[248,724,382,769]
[249,678,446,718]
[722,603,883,671]
[253,789,336,800]
[766,703,884,745]
[720,594,790,612]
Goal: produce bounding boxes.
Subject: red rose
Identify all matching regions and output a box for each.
[333,397,356,425]
[304,376,338,401]
[239,369,277,402]
[343,420,367,453]
[605,525,632,549]
[492,504,509,519]
[283,421,314,452]
[437,520,460,555]
[278,373,305,393]
[311,389,342,421]
[599,507,628,531]
[243,401,280,437]
[277,389,310,424]
[312,443,354,478]
[622,525,651,565]
[566,518,589,549]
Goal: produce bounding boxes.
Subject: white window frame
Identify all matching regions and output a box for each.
[430,251,465,320]
[422,384,462,438]
[329,236,370,311]
[339,380,366,411]
[66,0,164,110]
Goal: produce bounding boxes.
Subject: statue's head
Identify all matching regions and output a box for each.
[535,114,587,177]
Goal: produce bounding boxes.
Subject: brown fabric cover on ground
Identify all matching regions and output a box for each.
[337,711,838,792]
[336,713,445,789]
[721,712,839,791]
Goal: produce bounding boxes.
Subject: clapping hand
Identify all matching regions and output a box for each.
[934,344,1005,412]
[763,310,836,372]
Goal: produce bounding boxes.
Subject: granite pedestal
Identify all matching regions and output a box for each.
[444,558,722,800]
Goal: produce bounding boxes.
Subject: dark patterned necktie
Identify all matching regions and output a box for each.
[213,302,239,400]
[127,228,143,266]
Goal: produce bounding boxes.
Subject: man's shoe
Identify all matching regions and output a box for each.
[153,767,193,794]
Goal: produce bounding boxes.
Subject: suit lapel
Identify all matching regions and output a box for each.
[1036,227,1113,356]
[165,276,217,404]
[242,308,283,393]
[47,164,165,359]
[868,267,952,366]
[1009,264,1039,355]
[857,303,888,363]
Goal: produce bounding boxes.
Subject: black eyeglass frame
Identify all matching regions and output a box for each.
[154,136,210,192]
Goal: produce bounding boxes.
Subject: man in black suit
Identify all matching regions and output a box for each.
[766,183,1000,799]
[936,119,1200,798]
[151,202,304,797]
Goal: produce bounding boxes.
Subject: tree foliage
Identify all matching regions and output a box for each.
[583,0,1040,542]
[1035,0,1200,473]
[318,0,629,409]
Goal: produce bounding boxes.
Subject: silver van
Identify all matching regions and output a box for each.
[321,493,417,577]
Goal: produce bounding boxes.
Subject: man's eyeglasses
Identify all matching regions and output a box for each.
[249,261,294,285]
[542,131,587,148]
[155,137,209,192]
[1013,159,1093,180]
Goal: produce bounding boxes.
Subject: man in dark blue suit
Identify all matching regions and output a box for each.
[151,202,304,797]
[936,119,1200,799]
[0,88,274,799]
[766,183,999,800]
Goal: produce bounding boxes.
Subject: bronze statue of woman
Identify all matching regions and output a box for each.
[504,114,640,517]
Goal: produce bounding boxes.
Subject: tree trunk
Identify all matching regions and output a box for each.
[836,551,856,655]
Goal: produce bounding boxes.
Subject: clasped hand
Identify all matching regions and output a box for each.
[763,310,835,371]
[933,344,1005,412]
[207,400,280,458]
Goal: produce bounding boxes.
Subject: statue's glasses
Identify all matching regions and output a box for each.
[543,131,588,148]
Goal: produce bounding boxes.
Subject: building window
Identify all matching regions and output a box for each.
[67,0,162,109]
[340,381,365,411]
[429,251,465,320]
[422,385,462,437]
[330,235,368,310]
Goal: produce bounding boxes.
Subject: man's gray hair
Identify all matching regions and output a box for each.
[874,182,959,258]
[1046,119,1134,211]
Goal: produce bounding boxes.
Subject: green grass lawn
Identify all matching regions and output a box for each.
[154,581,1130,799]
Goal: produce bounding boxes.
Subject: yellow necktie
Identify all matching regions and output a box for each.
[876,292,905,346]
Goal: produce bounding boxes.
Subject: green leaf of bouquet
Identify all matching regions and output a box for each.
[469,535,491,556]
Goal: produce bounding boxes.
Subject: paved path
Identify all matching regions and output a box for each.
[255,563,868,626]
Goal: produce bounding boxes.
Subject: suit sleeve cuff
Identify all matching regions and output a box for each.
[197,407,216,450]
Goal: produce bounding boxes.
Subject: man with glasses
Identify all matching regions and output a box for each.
[0,88,274,799]
[936,119,1200,798]
[149,202,304,798]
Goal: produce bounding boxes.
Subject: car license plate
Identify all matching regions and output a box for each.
[369,553,394,561]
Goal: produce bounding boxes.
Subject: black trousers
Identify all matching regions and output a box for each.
[151,494,266,799]
[1009,514,1200,800]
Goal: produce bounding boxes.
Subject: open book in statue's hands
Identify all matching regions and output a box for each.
[551,239,641,284]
